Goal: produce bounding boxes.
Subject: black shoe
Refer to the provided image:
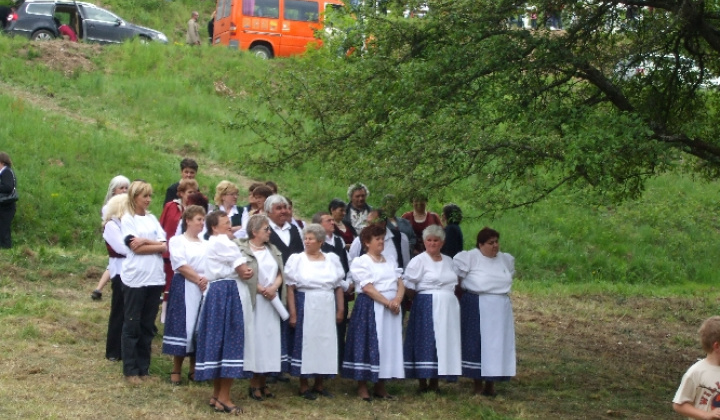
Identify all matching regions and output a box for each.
[312,388,334,398]
[248,387,264,401]
[91,290,102,301]
[299,390,317,400]
[275,373,290,383]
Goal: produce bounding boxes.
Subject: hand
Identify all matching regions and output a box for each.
[196,276,208,292]
[345,283,355,295]
[240,266,253,280]
[289,314,297,328]
[336,309,344,324]
[129,237,148,251]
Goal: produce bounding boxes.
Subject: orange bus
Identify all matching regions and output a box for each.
[212,0,343,58]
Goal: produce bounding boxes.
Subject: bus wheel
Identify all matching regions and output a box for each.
[250,45,272,59]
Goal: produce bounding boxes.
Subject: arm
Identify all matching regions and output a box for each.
[673,402,720,420]
[130,238,166,255]
[234,262,253,280]
[287,285,297,327]
[390,277,405,311]
[335,287,344,324]
[261,272,282,301]
[177,265,208,292]
[361,283,400,314]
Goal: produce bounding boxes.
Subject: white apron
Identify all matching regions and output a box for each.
[373,290,405,379]
[478,293,515,377]
[424,289,462,376]
[253,249,282,373]
[300,290,338,375]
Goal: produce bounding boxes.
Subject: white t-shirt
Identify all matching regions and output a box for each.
[673,358,720,416]
[403,252,457,292]
[453,248,515,294]
[120,213,166,288]
[103,217,128,279]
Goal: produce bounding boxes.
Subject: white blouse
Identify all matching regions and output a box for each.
[254,247,279,287]
[169,234,207,276]
[103,218,128,279]
[350,254,402,294]
[403,252,457,292]
[284,252,345,291]
[204,234,247,282]
[120,213,166,288]
[453,248,515,294]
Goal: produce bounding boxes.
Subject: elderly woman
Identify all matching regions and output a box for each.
[285,223,345,400]
[342,183,372,232]
[101,193,130,362]
[236,214,288,401]
[162,205,207,386]
[92,175,131,301]
[453,227,516,397]
[214,181,243,238]
[195,211,255,415]
[403,225,462,393]
[160,178,199,322]
[120,180,167,384]
[329,198,357,251]
[342,224,405,401]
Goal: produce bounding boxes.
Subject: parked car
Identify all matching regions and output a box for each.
[3,0,167,44]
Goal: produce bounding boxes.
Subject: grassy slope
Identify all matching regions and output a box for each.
[0,23,718,418]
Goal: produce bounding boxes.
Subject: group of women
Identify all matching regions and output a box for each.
[98,176,517,415]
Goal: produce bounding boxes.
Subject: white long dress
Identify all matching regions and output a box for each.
[252,246,283,373]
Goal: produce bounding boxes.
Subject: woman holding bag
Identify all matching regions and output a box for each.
[0,152,18,249]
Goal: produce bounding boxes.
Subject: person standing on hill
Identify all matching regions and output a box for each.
[0,152,18,249]
[187,11,201,46]
[164,158,199,206]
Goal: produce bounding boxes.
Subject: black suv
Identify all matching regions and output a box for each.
[4,0,167,43]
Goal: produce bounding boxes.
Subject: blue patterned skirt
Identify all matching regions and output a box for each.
[404,293,459,380]
[460,292,512,381]
[341,293,380,381]
[194,280,252,380]
[162,273,200,356]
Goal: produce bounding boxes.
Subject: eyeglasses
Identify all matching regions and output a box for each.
[264,226,272,232]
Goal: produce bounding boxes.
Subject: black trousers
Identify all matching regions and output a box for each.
[105,275,124,360]
[336,298,350,369]
[121,284,163,377]
[0,202,16,249]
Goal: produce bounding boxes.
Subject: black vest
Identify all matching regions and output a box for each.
[269,223,304,264]
[321,236,350,274]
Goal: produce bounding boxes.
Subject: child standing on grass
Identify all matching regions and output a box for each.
[673,316,720,419]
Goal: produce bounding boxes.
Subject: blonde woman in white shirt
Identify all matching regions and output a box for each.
[453,227,516,397]
[120,180,167,384]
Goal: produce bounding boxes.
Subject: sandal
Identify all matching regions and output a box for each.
[187,371,195,382]
[312,388,334,398]
[248,386,264,401]
[260,386,275,398]
[299,389,317,400]
[170,371,182,386]
[208,396,218,407]
[214,399,243,415]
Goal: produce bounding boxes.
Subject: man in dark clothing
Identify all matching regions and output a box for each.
[0,6,12,29]
[164,158,198,205]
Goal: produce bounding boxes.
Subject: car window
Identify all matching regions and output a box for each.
[25,3,55,16]
[81,6,119,23]
[285,0,318,22]
[243,0,279,19]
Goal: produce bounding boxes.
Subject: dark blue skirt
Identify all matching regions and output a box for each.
[341,293,380,382]
[404,293,458,381]
[194,280,252,380]
[162,273,190,356]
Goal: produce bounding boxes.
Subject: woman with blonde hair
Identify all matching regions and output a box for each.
[214,181,243,238]
[91,175,130,301]
[120,180,167,384]
[102,193,130,362]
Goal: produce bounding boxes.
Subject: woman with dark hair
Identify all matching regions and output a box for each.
[285,223,345,400]
[453,227,516,397]
[0,151,17,249]
[329,198,356,251]
[403,225,462,393]
[440,203,464,258]
[160,178,199,323]
[236,214,288,401]
[162,205,207,386]
[195,210,255,414]
[342,224,405,401]
[402,194,442,255]
[120,180,167,384]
